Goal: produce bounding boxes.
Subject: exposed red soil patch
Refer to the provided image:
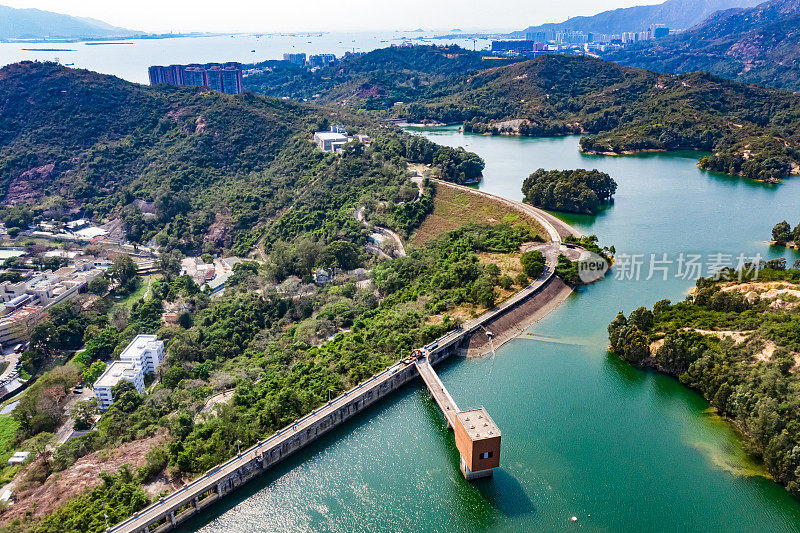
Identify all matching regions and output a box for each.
[6,163,55,205]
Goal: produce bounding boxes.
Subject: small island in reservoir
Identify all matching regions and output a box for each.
[771,220,800,249]
[521,168,617,215]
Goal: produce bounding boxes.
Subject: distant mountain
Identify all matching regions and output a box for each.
[604,0,800,91]
[511,0,763,36]
[0,5,139,40]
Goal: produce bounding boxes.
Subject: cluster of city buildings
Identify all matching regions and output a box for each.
[93,335,164,410]
[282,52,337,69]
[312,125,372,153]
[492,24,671,56]
[148,62,244,95]
[0,259,109,348]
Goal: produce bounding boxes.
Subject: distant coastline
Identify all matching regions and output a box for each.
[21,48,76,52]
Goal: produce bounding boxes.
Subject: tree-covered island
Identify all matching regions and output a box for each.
[771,220,800,248]
[521,168,617,214]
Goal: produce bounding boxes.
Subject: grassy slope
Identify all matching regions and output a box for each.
[0,416,21,486]
[408,182,543,247]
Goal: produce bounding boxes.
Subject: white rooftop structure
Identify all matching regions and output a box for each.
[66,219,88,230]
[7,451,30,465]
[94,335,164,411]
[313,131,348,153]
[119,334,165,374]
[74,226,108,240]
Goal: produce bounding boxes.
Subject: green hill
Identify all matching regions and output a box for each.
[0,62,482,255]
[604,0,800,91]
[243,45,520,110]
[398,54,800,182]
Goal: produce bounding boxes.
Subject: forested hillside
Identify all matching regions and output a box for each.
[604,0,800,91]
[0,62,483,255]
[247,46,800,182]
[608,264,800,496]
[399,54,800,182]
[243,45,520,110]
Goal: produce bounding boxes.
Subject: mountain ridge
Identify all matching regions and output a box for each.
[510,0,762,36]
[603,0,800,91]
[393,54,800,181]
[0,5,138,40]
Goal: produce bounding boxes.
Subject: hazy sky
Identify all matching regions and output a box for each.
[3,0,663,33]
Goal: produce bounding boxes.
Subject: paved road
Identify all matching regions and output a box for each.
[0,351,20,382]
[354,207,407,258]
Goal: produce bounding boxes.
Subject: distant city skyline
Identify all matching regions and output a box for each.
[2,0,663,34]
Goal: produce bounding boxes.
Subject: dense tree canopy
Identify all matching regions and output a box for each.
[521,168,617,214]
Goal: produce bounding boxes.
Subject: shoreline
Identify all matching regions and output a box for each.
[426,179,581,358]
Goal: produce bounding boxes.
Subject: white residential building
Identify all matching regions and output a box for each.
[119,334,165,374]
[94,361,143,411]
[313,126,374,153]
[93,335,164,411]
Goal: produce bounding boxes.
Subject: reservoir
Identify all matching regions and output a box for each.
[181,128,800,532]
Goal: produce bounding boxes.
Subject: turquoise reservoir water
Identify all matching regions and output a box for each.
[181,128,800,532]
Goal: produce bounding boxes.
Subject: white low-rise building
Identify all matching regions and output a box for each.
[94,361,143,411]
[7,451,30,466]
[119,334,164,374]
[313,131,349,153]
[0,263,107,347]
[93,335,164,411]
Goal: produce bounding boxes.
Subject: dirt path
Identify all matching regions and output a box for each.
[52,388,94,447]
[195,388,235,423]
[354,207,407,258]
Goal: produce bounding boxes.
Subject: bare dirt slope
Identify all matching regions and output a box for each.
[0,431,167,525]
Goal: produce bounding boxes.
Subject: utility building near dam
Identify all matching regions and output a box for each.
[454,408,501,480]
